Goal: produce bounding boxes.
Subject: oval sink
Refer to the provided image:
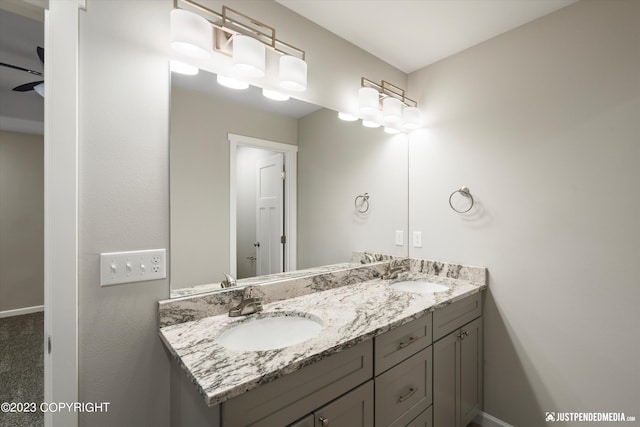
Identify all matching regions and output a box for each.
[217,313,323,352]
[390,280,450,294]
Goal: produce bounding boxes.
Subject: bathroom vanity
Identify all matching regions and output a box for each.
[159,258,486,426]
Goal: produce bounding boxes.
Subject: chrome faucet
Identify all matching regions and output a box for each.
[382,264,405,280]
[229,286,263,317]
[221,273,237,288]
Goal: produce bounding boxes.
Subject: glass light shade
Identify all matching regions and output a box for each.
[262,88,289,101]
[233,35,265,78]
[402,106,423,130]
[384,127,400,134]
[358,87,379,114]
[170,61,198,75]
[338,112,358,121]
[217,75,249,90]
[382,97,402,123]
[170,9,211,60]
[279,55,307,91]
[362,120,381,128]
[34,82,45,97]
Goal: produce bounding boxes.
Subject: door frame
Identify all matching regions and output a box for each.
[229,133,297,277]
[43,1,84,427]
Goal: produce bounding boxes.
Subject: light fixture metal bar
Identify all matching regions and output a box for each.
[175,0,305,60]
[361,77,418,108]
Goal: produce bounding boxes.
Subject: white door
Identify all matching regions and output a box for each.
[255,153,284,275]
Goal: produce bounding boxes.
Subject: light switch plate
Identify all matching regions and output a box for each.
[413,231,423,248]
[395,230,404,246]
[100,249,166,286]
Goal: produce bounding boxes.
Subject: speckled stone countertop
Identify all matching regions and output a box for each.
[159,258,487,407]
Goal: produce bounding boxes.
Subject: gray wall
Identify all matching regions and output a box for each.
[407,1,640,425]
[78,1,171,426]
[0,130,43,312]
[170,87,297,288]
[298,108,409,267]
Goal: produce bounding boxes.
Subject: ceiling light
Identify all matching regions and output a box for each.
[233,35,266,78]
[170,61,199,75]
[170,9,211,60]
[217,74,249,89]
[262,88,289,101]
[338,112,358,121]
[279,55,307,91]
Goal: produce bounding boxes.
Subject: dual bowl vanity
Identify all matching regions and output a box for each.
[159,257,487,427]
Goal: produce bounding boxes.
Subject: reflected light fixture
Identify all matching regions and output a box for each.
[170,9,211,60]
[217,74,249,89]
[338,112,358,121]
[171,1,308,96]
[356,78,422,132]
[262,88,289,101]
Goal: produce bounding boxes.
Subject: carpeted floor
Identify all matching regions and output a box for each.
[0,311,44,427]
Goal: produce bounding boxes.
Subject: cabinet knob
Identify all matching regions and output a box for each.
[319,416,329,426]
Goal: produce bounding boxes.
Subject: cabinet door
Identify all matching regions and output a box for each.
[314,380,373,427]
[289,414,314,427]
[460,317,482,427]
[433,330,459,427]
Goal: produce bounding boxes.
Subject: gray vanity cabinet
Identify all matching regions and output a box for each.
[222,340,373,426]
[433,314,483,427]
[374,314,433,427]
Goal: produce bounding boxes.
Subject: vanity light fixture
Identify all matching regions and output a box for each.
[170,9,211,60]
[338,112,358,121]
[170,60,199,75]
[354,78,422,132]
[171,0,308,96]
[262,88,290,101]
[216,74,249,89]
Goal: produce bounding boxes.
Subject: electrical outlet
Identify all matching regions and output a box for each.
[100,249,166,286]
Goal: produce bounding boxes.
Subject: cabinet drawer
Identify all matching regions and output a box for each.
[374,313,432,375]
[375,346,432,427]
[222,340,373,427]
[407,406,432,427]
[433,293,481,341]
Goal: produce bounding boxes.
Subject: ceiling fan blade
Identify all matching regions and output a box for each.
[37,46,44,64]
[13,80,44,92]
[0,62,43,76]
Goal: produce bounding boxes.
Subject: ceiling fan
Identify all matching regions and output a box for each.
[0,46,44,97]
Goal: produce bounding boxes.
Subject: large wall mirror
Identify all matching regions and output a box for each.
[170,70,409,297]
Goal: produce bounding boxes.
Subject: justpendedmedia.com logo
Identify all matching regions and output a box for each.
[545,411,636,423]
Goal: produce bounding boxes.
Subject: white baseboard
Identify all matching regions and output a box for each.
[0,305,45,318]
[474,411,514,427]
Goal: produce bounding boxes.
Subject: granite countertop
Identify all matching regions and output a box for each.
[159,270,487,406]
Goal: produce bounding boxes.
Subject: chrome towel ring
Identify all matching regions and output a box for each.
[449,187,474,213]
[355,193,370,214]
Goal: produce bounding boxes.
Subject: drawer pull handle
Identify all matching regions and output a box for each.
[398,387,418,402]
[398,335,418,349]
[319,416,329,426]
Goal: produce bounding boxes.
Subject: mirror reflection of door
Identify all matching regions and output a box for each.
[236,147,284,279]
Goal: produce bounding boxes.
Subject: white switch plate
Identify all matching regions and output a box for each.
[100,249,166,286]
[413,231,423,248]
[395,230,404,246]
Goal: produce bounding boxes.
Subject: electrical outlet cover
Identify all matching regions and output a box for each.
[100,249,166,286]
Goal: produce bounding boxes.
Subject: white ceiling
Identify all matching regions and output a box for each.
[276,0,577,73]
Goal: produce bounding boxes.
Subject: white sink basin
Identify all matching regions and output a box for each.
[390,280,450,294]
[217,313,323,352]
